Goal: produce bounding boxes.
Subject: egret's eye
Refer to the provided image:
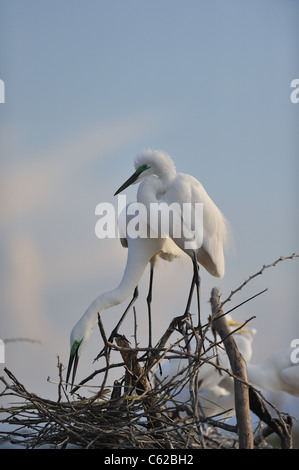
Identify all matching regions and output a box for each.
[136,164,150,175]
[70,338,83,355]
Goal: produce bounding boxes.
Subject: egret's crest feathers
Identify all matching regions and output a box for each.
[134,149,176,178]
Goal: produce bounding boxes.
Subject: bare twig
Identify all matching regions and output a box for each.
[221,253,298,309]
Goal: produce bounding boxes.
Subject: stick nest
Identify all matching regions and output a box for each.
[0,254,297,449]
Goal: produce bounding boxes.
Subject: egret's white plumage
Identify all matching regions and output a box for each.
[200,323,255,389]
[197,327,255,418]
[159,316,255,390]
[114,149,230,330]
[116,149,229,278]
[157,318,256,418]
[198,381,235,419]
[199,344,299,419]
[246,348,299,397]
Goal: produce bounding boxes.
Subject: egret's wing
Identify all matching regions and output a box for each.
[166,173,229,277]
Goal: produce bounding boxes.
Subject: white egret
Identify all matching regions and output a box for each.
[114,149,230,329]
[66,218,181,387]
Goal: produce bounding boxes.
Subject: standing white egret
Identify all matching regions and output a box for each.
[114,149,229,329]
[66,217,181,388]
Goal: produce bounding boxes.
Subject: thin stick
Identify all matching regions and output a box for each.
[222,253,298,308]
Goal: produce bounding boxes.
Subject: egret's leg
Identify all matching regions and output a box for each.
[146,261,155,349]
[96,287,139,360]
[173,271,195,331]
[145,261,163,373]
[181,251,199,319]
[192,251,201,330]
[175,252,201,332]
[183,274,196,318]
[109,286,139,340]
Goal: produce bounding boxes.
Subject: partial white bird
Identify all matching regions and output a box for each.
[246,347,299,397]
[66,209,181,388]
[197,328,256,418]
[198,381,235,419]
[199,344,299,419]
[157,316,255,391]
[157,317,255,418]
[114,149,230,328]
[199,320,255,390]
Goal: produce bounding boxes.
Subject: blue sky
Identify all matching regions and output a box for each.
[0,0,298,422]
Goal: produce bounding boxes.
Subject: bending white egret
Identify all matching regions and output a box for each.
[114,149,229,328]
[66,219,181,387]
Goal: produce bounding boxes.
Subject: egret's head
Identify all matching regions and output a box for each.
[114,162,152,195]
[66,326,86,389]
[114,149,175,195]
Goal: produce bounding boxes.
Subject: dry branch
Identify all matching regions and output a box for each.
[210,287,254,449]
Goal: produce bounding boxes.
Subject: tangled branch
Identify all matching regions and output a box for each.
[0,253,297,449]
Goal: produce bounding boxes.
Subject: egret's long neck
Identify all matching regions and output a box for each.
[76,235,166,341]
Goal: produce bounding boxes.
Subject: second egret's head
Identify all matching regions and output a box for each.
[226,314,257,337]
[66,320,92,389]
[66,337,83,389]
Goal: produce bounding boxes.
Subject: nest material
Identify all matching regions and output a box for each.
[0,324,292,449]
[0,254,297,449]
[0,363,242,449]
